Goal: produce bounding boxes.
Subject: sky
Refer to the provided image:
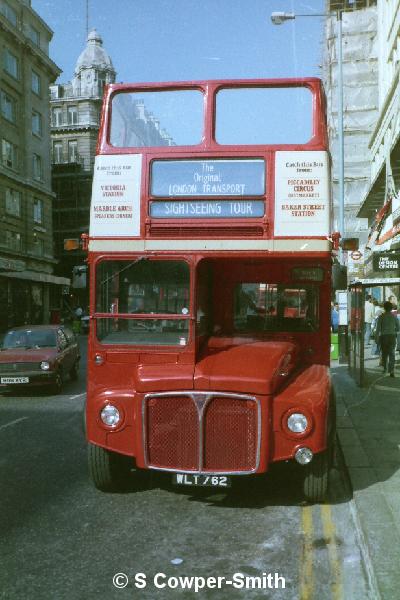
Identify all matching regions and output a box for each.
[31,0,326,85]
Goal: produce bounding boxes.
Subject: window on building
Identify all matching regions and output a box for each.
[67,105,78,125]
[29,26,40,47]
[32,111,42,137]
[50,86,62,100]
[32,154,42,181]
[5,230,21,252]
[98,76,106,95]
[32,236,44,256]
[33,198,43,223]
[68,139,78,162]
[31,70,41,95]
[53,141,63,163]
[4,48,19,79]
[1,138,17,169]
[0,90,16,123]
[0,1,17,26]
[5,188,21,217]
[51,107,63,126]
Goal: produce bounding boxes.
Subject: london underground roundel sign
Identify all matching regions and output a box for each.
[351,250,362,260]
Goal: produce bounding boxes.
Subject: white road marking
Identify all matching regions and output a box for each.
[69,393,86,400]
[0,417,28,431]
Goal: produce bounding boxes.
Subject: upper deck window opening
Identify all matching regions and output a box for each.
[110,89,204,148]
[215,86,313,145]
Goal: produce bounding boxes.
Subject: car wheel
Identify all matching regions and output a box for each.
[70,360,79,381]
[52,369,63,395]
[88,442,135,492]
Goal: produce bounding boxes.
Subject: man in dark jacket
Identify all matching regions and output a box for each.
[376,301,400,377]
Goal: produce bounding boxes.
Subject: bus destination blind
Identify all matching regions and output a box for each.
[151,159,265,198]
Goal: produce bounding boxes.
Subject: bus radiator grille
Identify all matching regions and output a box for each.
[144,394,259,473]
[203,397,258,472]
[146,395,199,470]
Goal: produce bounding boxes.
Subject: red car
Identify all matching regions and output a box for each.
[0,325,80,394]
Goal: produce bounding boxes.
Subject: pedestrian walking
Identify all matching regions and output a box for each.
[331,302,339,333]
[375,301,400,377]
[371,300,383,357]
[373,298,384,318]
[364,294,374,345]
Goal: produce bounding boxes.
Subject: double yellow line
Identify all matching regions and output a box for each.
[300,504,343,600]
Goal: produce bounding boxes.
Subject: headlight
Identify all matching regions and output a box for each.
[295,447,313,465]
[94,354,104,365]
[40,361,50,371]
[287,412,308,433]
[100,404,120,427]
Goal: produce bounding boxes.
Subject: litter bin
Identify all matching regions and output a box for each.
[330,333,339,360]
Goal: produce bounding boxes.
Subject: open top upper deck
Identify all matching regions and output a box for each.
[89,78,332,253]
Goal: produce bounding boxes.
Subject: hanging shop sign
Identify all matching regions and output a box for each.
[372,252,400,272]
[350,250,362,261]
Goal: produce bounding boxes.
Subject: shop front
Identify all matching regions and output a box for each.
[0,268,70,333]
[348,277,400,386]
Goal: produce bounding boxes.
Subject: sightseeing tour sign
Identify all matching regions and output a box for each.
[274,151,330,237]
[150,159,266,219]
[150,200,265,219]
[89,154,142,237]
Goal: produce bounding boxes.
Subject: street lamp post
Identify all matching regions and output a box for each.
[271,11,345,240]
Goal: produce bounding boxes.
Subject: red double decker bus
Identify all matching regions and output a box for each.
[86,79,335,502]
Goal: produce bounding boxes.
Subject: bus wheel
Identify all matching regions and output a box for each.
[302,450,330,503]
[88,443,134,492]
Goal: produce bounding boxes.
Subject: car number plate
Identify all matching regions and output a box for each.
[1,377,29,384]
[173,473,231,488]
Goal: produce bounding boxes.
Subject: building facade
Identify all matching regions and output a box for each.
[323,1,378,280]
[50,30,175,311]
[0,0,68,332]
[50,29,116,311]
[357,0,400,298]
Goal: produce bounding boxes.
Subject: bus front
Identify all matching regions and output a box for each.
[86,79,335,502]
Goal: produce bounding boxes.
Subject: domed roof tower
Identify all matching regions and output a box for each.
[72,29,116,97]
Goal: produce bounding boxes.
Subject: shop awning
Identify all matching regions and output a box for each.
[352,277,400,286]
[0,270,70,285]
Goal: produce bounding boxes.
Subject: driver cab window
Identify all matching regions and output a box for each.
[234,283,319,332]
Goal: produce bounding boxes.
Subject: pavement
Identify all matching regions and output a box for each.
[331,350,400,600]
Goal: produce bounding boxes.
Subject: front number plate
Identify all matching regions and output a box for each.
[173,473,231,488]
[1,377,29,384]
